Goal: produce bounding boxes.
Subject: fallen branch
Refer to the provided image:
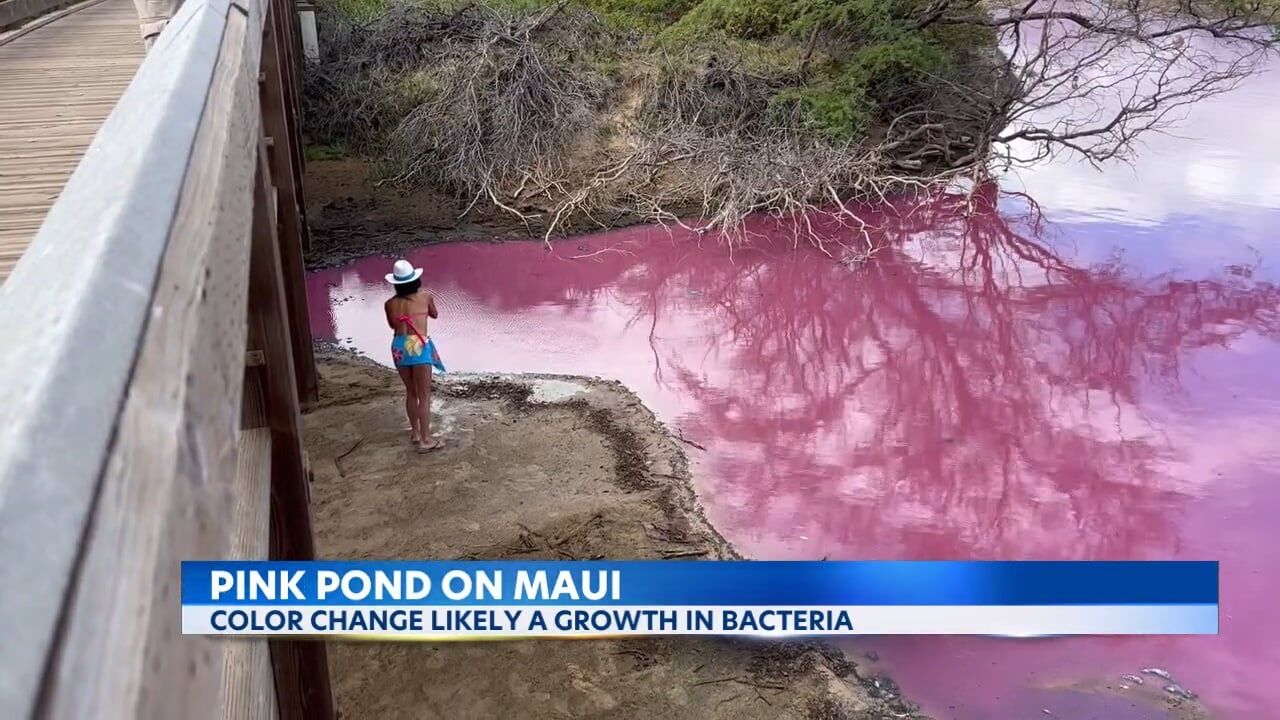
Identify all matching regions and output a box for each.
[690,675,788,691]
[690,676,739,688]
[677,433,707,451]
[660,549,709,559]
[552,512,603,547]
[333,438,363,476]
[569,246,635,260]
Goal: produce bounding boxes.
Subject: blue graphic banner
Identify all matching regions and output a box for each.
[181,560,1217,606]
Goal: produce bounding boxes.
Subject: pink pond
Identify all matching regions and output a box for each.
[307,69,1280,718]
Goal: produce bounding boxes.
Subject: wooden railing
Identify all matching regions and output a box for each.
[0,0,68,32]
[0,0,331,717]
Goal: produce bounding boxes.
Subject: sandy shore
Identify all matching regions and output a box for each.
[303,351,921,719]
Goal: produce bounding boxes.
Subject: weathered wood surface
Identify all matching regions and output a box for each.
[0,0,285,715]
[0,0,331,714]
[38,1,267,714]
[0,0,142,282]
[251,135,336,719]
[260,1,318,403]
[0,0,70,31]
[0,0,223,711]
[223,636,282,720]
[39,0,265,714]
[221,428,280,720]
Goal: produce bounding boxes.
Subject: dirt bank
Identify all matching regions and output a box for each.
[304,351,922,719]
[305,159,683,270]
[305,160,526,270]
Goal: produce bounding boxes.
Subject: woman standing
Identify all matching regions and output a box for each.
[384,260,446,452]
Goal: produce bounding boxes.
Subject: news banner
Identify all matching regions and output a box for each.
[181,561,1218,639]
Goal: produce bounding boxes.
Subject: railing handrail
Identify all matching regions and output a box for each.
[0,0,267,714]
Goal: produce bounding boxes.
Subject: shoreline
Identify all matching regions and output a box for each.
[299,162,1218,717]
[302,170,1218,720]
[303,347,923,719]
[304,159,717,271]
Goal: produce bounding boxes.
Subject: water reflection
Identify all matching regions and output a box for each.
[307,189,1280,717]
[1011,65,1280,226]
[637,191,1280,565]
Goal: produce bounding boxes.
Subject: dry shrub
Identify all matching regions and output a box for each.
[304,0,1280,252]
[303,1,971,248]
[385,6,612,204]
[564,54,951,254]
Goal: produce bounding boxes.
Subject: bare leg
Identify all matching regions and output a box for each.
[397,367,421,443]
[413,365,441,451]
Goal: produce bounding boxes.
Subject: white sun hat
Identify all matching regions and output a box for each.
[385,259,423,285]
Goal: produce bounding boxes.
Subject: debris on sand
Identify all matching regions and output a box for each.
[1165,683,1199,700]
[304,353,924,719]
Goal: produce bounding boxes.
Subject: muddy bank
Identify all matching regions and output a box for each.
[305,159,677,269]
[304,351,921,719]
[305,160,521,270]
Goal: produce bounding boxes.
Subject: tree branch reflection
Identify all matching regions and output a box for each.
[604,189,1280,560]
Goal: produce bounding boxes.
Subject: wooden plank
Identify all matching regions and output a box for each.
[223,638,280,720]
[249,139,335,720]
[273,0,308,252]
[0,0,142,285]
[0,0,324,714]
[220,428,279,720]
[0,0,89,34]
[0,0,235,713]
[36,3,266,716]
[242,364,268,429]
[260,0,317,403]
[229,429,272,565]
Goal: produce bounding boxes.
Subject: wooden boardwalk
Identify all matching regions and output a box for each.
[0,0,143,283]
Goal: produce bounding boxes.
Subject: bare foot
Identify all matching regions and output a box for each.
[415,438,444,454]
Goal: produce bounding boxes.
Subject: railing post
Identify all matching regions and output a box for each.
[260,0,318,404]
[296,1,319,62]
[251,139,336,720]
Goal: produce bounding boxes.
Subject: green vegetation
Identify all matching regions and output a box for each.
[302,0,1278,242]
[304,143,350,162]
[301,0,1002,241]
[308,0,995,149]
[584,0,698,30]
[324,0,392,23]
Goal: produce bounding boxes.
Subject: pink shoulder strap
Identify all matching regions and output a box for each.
[397,315,427,345]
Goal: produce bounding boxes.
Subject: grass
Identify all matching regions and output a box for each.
[309,0,997,146]
[303,0,1000,212]
[304,143,350,162]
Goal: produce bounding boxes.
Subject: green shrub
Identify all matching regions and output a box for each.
[305,0,999,180]
[320,0,391,23]
[304,143,349,161]
[585,0,698,31]
[844,36,949,104]
[665,0,793,40]
[773,84,874,142]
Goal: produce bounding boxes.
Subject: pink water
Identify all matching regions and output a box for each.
[307,69,1280,718]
